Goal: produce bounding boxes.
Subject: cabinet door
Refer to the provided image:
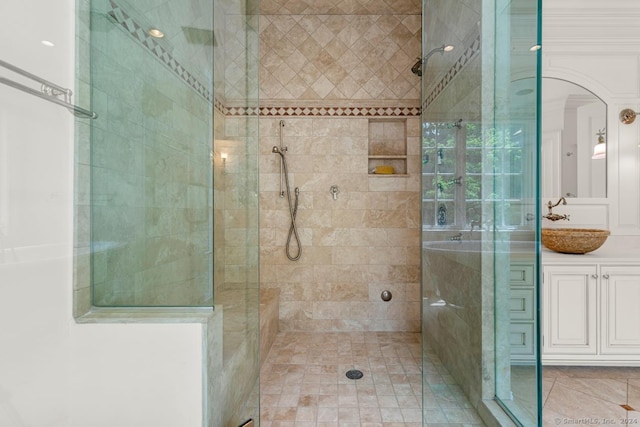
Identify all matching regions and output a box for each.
[600,265,640,354]
[543,265,597,355]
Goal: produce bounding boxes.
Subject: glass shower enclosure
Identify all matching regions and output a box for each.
[421,0,541,425]
[78,0,260,424]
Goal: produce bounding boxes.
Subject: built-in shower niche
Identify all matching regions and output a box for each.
[368,118,408,176]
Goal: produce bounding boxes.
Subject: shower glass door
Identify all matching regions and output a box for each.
[421,0,541,425]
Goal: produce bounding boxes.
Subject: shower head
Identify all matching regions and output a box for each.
[411,58,423,77]
[411,44,455,77]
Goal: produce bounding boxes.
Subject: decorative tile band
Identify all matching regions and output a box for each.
[108,0,213,103]
[214,102,420,117]
[258,106,421,117]
[214,98,227,115]
[424,34,481,109]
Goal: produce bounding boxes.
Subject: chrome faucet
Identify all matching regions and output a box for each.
[469,220,481,234]
[543,197,570,221]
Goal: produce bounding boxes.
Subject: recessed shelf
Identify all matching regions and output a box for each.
[368,155,407,159]
[368,118,408,176]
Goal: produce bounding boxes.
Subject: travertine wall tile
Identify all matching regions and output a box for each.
[258,5,421,332]
[260,14,420,103]
[260,117,420,332]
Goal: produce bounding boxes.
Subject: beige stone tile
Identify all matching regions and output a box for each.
[318,406,339,422]
[272,406,297,421]
[544,382,628,424]
[293,405,316,422]
[338,406,361,422]
[629,379,640,411]
[555,377,628,406]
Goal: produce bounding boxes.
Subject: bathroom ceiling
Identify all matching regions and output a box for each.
[260,0,421,15]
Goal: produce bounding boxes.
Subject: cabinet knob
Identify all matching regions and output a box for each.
[591,274,599,279]
[602,274,610,279]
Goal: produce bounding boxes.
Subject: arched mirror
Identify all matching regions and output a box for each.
[542,78,607,198]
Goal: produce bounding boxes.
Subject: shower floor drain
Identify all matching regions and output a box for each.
[345,369,363,380]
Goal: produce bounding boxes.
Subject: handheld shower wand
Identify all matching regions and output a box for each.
[273,121,302,261]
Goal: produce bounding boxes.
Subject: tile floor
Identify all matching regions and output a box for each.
[260,332,640,426]
[259,331,484,426]
[542,366,640,426]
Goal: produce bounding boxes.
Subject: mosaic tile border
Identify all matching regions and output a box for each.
[213,105,421,117]
[108,0,213,103]
[214,98,228,115]
[258,106,421,117]
[424,34,481,109]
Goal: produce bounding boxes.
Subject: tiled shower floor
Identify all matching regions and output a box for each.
[259,331,484,426]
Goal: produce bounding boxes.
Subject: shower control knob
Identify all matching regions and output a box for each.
[381,290,392,302]
[329,185,339,200]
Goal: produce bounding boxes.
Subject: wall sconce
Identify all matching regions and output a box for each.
[210,151,228,172]
[592,128,606,160]
[220,152,228,173]
[619,108,640,149]
[620,108,640,125]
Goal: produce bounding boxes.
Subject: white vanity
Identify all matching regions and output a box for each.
[541,239,640,366]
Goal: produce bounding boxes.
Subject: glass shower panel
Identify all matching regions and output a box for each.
[492,0,541,424]
[83,0,260,423]
[88,0,215,307]
[211,0,261,422]
[421,0,541,425]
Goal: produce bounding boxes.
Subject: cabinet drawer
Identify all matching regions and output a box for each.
[510,288,535,321]
[510,323,535,356]
[510,264,535,287]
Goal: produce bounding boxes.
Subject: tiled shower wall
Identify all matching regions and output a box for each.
[258,11,422,332]
[259,14,421,101]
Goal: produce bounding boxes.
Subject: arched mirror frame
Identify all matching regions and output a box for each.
[541,77,608,200]
[541,68,614,231]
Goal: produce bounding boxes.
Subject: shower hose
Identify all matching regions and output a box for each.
[279,152,302,261]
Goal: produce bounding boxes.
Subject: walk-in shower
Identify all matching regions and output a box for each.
[272,120,301,261]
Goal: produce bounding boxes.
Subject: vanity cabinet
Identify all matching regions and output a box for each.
[509,263,536,362]
[542,263,640,365]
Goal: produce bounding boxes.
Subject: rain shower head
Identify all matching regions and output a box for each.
[411,44,454,77]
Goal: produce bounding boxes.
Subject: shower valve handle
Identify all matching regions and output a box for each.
[330,185,340,200]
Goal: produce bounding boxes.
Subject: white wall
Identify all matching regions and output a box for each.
[543,0,640,235]
[0,1,203,426]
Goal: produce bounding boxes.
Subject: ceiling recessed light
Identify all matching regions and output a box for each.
[41,40,55,47]
[148,28,165,38]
